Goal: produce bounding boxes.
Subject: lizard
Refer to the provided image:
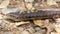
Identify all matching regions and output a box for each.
[4,10,60,21]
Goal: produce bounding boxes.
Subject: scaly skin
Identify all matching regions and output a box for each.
[5,10,60,21]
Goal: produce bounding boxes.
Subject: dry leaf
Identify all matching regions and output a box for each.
[0,0,10,8]
[33,20,45,26]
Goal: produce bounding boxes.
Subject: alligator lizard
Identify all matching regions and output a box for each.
[5,10,60,21]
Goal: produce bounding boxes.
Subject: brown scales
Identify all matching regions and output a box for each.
[5,10,60,21]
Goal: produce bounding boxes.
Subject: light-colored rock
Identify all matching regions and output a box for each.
[2,8,20,14]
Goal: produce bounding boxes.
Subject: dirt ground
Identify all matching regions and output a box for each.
[0,19,46,34]
[0,0,60,34]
